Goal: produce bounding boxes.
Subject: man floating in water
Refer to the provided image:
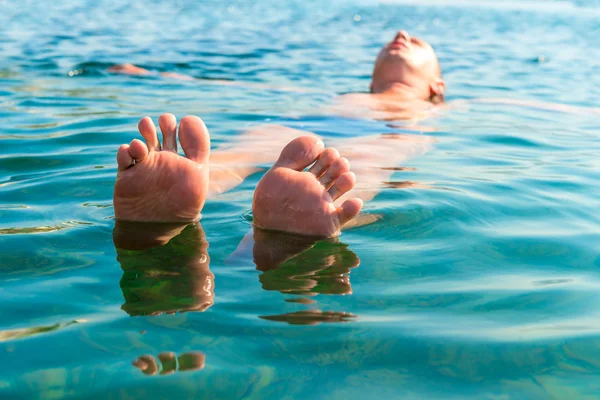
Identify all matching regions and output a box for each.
[110,30,445,120]
[113,31,445,236]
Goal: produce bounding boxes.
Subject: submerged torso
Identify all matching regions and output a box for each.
[334,92,436,121]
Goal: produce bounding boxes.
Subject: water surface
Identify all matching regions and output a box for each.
[2,0,600,398]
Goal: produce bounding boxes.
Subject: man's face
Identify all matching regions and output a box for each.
[371,30,442,98]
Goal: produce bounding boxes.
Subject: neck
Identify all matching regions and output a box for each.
[371,82,425,101]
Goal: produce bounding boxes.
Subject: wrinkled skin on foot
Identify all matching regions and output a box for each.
[114,114,210,222]
[252,136,363,237]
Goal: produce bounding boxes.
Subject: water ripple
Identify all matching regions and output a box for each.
[0,221,93,235]
[2,0,600,398]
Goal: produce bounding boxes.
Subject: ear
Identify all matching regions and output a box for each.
[429,78,446,103]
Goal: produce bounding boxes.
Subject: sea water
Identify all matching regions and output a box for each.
[1,0,600,398]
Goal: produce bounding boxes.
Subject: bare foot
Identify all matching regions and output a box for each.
[114,114,210,222]
[252,136,363,237]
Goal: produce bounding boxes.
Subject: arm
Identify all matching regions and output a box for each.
[108,63,326,93]
[108,63,195,80]
[468,98,600,116]
[330,93,444,122]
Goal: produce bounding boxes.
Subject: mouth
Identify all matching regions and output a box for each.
[389,40,408,50]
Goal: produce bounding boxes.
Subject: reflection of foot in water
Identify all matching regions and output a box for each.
[132,351,205,376]
[260,310,357,325]
[114,114,211,222]
[252,229,360,325]
[253,228,360,296]
[253,136,363,237]
[114,221,213,316]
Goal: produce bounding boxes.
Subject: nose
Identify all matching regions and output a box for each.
[395,30,410,41]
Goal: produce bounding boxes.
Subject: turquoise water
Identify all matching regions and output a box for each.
[2,0,600,398]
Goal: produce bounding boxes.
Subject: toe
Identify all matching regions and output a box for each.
[329,171,356,200]
[117,144,133,171]
[158,352,177,375]
[274,136,325,171]
[336,198,363,227]
[133,355,158,376]
[179,115,211,163]
[116,139,148,171]
[128,139,149,162]
[159,113,178,153]
[138,117,160,151]
[308,147,339,178]
[178,352,206,372]
[319,156,350,189]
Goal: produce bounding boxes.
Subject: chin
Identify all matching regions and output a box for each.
[385,48,403,57]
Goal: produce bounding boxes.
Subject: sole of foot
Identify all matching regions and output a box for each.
[252,136,363,237]
[113,114,210,222]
